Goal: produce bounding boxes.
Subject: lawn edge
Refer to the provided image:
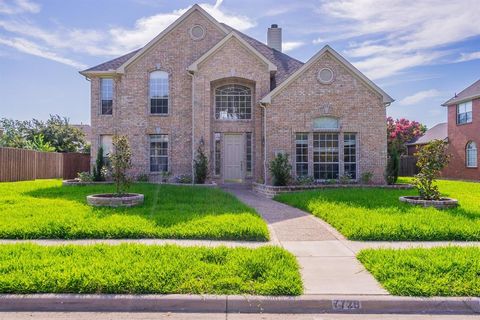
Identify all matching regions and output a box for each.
[0,294,478,314]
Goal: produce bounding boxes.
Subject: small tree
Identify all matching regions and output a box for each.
[194,144,208,184]
[109,135,132,195]
[269,153,292,186]
[385,146,400,185]
[93,146,105,182]
[413,140,450,200]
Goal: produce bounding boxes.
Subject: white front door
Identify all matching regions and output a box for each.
[224,134,243,182]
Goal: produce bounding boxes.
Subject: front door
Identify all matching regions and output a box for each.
[224,134,243,182]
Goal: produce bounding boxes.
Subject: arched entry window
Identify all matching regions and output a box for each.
[150,71,169,114]
[215,85,252,120]
[466,141,477,168]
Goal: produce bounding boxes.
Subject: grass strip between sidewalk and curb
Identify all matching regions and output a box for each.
[0,243,302,295]
[357,246,480,297]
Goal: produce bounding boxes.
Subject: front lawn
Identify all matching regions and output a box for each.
[358,246,480,296]
[0,180,268,240]
[0,243,302,295]
[274,179,480,240]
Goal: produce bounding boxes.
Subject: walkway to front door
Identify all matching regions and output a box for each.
[223,134,243,182]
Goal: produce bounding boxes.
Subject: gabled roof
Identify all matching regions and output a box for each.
[442,79,480,106]
[187,32,277,73]
[220,24,304,86]
[260,45,394,105]
[406,123,447,146]
[80,49,140,74]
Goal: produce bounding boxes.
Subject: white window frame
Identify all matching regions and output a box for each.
[466,141,478,168]
[295,133,309,177]
[100,78,113,115]
[313,132,340,180]
[149,71,169,115]
[214,84,252,120]
[150,134,169,172]
[457,101,472,124]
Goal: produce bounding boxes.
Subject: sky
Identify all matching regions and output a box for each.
[1,0,480,128]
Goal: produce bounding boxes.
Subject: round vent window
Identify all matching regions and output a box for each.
[317,68,335,84]
[190,25,206,40]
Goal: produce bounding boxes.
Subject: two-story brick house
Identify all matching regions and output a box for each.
[80,4,393,184]
[442,79,480,180]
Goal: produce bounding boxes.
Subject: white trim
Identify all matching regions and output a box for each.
[187,32,277,73]
[260,45,394,105]
[442,95,480,106]
[117,5,228,74]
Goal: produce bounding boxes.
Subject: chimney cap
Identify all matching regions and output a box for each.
[271,24,278,28]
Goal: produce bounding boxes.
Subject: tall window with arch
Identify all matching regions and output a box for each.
[150,71,169,114]
[215,84,252,120]
[466,141,477,168]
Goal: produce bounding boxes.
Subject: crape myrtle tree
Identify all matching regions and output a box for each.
[387,117,427,155]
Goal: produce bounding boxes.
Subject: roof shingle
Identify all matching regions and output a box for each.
[407,122,447,145]
[442,79,480,106]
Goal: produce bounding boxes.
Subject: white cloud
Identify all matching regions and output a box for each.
[457,51,480,62]
[283,41,305,52]
[316,0,480,79]
[0,37,86,69]
[398,89,442,106]
[0,0,39,14]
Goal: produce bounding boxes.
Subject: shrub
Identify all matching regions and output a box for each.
[413,140,450,200]
[269,153,291,186]
[296,175,314,185]
[194,144,208,184]
[77,171,93,182]
[360,171,374,184]
[109,135,132,195]
[339,173,352,184]
[160,171,172,183]
[175,174,193,184]
[385,146,400,185]
[93,146,105,182]
[137,173,149,182]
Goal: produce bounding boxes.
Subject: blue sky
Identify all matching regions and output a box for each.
[1,0,479,128]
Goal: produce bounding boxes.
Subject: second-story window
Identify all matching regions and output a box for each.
[215,85,252,120]
[150,71,169,115]
[457,101,472,124]
[100,78,113,115]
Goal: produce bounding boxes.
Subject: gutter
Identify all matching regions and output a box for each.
[188,70,195,185]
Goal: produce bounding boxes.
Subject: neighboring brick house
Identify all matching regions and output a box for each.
[80,4,393,184]
[406,122,447,156]
[441,79,480,180]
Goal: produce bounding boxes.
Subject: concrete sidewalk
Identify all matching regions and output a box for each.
[222,185,387,296]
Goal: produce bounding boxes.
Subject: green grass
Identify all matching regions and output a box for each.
[0,180,268,240]
[358,246,480,296]
[0,243,302,295]
[274,178,480,241]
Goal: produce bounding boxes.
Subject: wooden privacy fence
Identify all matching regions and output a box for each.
[0,147,90,182]
[399,155,418,177]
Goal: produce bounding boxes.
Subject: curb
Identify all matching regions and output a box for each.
[0,294,479,314]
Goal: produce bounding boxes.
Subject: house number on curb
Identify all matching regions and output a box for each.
[332,300,361,310]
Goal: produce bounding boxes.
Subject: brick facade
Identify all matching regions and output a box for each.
[443,98,480,180]
[84,6,390,185]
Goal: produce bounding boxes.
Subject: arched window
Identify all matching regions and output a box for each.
[466,141,477,168]
[215,85,251,120]
[150,71,169,114]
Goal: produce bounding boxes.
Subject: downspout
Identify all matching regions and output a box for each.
[260,102,268,184]
[188,70,195,185]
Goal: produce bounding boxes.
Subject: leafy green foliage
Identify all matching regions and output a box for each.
[387,117,427,155]
[358,246,480,296]
[93,146,105,182]
[194,144,208,184]
[0,180,268,240]
[275,178,480,240]
[77,172,93,182]
[413,140,450,200]
[0,115,87,153]
[0,244,301,295]
[110,135,132,195]
[360,171,373,184]
[269,153,292,186]
[23,134,55,152]
[385,146,400,185]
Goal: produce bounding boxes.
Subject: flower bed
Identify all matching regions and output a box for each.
[253,182,413,198]
[399,196,458,209]
[87,193,144,207]
[62,179,113,186]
